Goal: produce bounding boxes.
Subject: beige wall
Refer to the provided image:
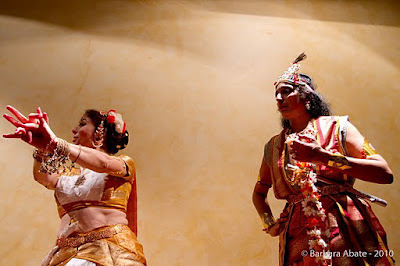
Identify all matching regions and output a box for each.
[0,1,399,265]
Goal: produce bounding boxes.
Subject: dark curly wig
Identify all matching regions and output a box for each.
[84,109,129,154]
[280,73,332,128]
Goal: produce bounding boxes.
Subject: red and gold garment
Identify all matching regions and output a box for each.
[48,224,146,266]
[263,116,394,266]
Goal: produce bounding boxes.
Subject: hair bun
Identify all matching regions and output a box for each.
[104,121,129,154]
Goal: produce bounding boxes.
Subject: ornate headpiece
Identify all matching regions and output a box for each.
[274,53,312,90]
[100,109,127,134]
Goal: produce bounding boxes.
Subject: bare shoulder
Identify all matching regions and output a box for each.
[343,121,365,158]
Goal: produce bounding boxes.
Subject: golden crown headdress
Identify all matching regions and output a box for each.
[274,53,310,88]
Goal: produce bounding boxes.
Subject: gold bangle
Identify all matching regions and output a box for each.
[327,153,351,170]
[33,149,44,162]
[262,213,276,229]
[39,138,71,174]
[72,144,82,163]
[33,148,52,162]
[45,137,57,153]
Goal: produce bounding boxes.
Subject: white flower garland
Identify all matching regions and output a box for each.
[286,126,331,265]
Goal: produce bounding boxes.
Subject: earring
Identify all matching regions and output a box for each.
[305,102,310,110]
[92,121,104,148]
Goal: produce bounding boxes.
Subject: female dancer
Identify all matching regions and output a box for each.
[3,106,146,266]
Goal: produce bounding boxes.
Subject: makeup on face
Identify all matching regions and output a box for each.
[275,83,305,119]
[72,116,96,147]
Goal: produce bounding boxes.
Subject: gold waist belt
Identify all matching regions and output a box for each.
[57,224,126,248]
[320,184,387,207]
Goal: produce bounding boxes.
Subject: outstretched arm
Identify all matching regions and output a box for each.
[2,105,60,189]
[65,143,134,181]
[3,106,133,183]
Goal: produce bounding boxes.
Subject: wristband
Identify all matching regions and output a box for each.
[327,153,351,170]
[262,213,276,229]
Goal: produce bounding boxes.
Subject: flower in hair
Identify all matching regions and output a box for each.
[105,109,126,134]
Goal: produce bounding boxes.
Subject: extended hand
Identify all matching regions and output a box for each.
[3,105,56,150]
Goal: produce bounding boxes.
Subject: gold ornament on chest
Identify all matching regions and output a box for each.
[74,174,87,187]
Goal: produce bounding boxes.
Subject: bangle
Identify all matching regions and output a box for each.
[33,148,52,162]
[40,138,71,174]
[327,153,351,170]
[45,137,57,152]
[262,213,276,229]
[33,149,44,162]
[72,144,82,163]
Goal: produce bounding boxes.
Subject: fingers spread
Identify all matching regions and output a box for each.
[43,112,49,124]
[40,116,51,129]
[3,114,24,127]
[6,105,29,123]
[37,107,43,117]
[3,133,23,139]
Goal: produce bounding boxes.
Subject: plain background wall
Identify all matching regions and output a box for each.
[0,0,399,265]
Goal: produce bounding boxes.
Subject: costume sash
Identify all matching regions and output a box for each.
[127,175,138,235]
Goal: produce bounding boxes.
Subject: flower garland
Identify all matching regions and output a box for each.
[286,126,331,265]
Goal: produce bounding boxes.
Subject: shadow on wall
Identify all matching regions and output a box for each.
[189,0,400,26]
[1,0,399,28]
[0,0,399,65]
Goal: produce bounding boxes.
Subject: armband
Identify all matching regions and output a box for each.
[109,156,127,176]
[361,139,378,158]
[109,155,136,181]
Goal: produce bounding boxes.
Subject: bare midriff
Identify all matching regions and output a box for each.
[57,207,128,238]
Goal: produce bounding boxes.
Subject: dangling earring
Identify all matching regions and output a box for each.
[305,102,310,111]
[92,120,104,148]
